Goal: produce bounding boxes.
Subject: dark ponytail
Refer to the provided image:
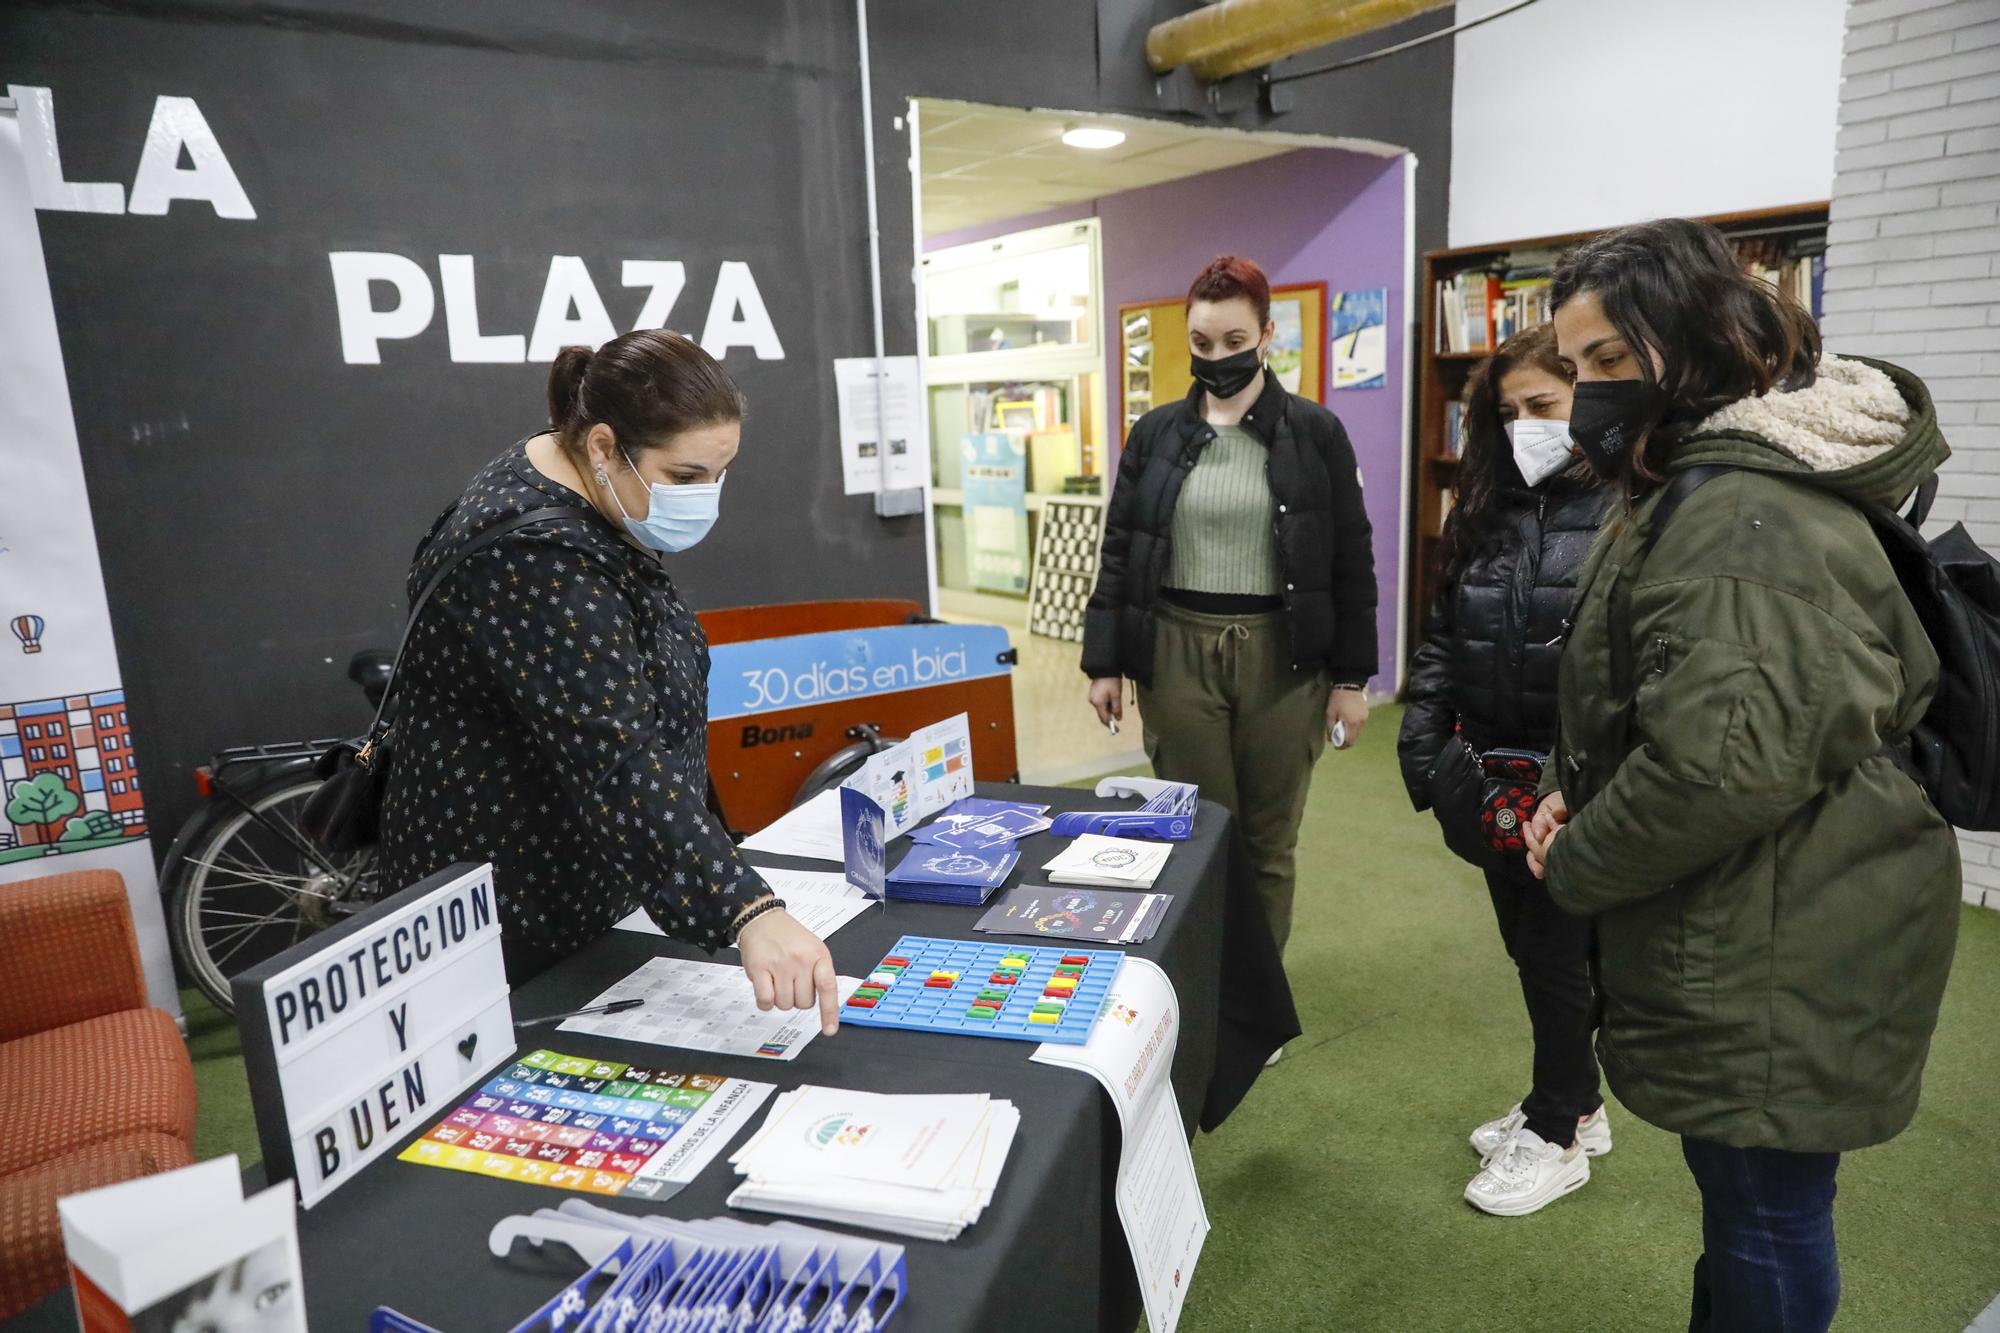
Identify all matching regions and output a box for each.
[547,345,594,431]
[545,329,745,465]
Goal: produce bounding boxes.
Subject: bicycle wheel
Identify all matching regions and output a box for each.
[168,768,379,1014]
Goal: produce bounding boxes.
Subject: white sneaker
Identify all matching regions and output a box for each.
[1464,1129,1590,1217]
[1575,1105,1614,1158]
[1469,1105,1528,1159]
[1470,1104,1614,1160]
[1264,1045,1284,1067]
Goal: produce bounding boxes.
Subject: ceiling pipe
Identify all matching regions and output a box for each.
[1146,0,1456,81]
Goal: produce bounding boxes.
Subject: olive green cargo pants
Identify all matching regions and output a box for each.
[1138,601,1329,957]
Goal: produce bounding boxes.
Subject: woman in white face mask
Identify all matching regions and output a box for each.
[1397,324,1615,1217]
[379,329,841,1037]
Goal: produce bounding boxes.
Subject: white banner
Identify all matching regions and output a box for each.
[0,103,179,1017]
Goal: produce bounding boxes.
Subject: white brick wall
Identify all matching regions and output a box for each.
[1827,0,2000,911]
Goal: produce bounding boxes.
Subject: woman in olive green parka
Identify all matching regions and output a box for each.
[1524,220,1960,1333]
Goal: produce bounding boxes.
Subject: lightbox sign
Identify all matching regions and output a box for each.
[234,862,513,1208]
[705,623,1013,722]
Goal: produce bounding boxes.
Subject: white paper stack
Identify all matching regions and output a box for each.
[726,1085,1019,1241]
[1043,833,1173,888]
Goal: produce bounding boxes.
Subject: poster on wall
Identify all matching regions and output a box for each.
[0,104,179,1015]
[961,432,1029,594]
[833,355,925,496]
[1330,287,1388,390]
[1268,295,1308,394]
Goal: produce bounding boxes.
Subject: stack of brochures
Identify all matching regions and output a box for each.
[884,844,1018,905]
[1043,834,1173,889]
[726,1085,1020,1241]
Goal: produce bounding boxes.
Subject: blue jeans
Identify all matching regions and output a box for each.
[1681,1137,1842,1333]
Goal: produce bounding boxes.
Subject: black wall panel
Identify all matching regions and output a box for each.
[0,0,1452,845]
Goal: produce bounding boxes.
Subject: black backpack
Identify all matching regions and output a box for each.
[1645,467,2000,830]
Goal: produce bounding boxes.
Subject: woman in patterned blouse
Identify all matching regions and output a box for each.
[380,330,840,1035]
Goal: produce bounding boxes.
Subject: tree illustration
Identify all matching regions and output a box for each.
[6,773,80,833]
[61,810,121,842]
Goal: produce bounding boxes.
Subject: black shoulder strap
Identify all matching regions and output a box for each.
[363,504,582,741]
[1639,465,1733,558]
[1610,465,1733,702]
[1904,475,1938,528]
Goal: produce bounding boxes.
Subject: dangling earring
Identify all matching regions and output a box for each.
[594,465,611,487]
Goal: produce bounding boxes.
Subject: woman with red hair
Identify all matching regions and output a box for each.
[1083,255,1377,1032]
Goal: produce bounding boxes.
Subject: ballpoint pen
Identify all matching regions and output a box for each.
[517,997,645,1029]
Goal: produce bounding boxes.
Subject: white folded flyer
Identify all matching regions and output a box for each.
[1043,833,1173,888]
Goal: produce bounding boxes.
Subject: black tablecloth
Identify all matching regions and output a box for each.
[10,783,1298,1333]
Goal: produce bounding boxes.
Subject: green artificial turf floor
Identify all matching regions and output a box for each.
[176,704,2000,1329]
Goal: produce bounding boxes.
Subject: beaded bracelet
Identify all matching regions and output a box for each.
[728,897,788,944]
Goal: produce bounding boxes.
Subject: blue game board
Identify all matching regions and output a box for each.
[840,935,1122,1045]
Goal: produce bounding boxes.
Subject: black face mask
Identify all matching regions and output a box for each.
[1566,379,1658,479]
[1190,346,1264,400]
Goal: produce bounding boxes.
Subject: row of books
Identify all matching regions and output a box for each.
[1436,241,1826,356]
[1435,262,1556,355]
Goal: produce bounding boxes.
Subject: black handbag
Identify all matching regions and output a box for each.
[1426,735,1492,868]
[301,505,580,854]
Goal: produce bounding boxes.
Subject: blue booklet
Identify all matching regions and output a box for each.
[885,845,1019,905]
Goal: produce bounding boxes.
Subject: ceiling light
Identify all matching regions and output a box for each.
[1061,125,1126,151]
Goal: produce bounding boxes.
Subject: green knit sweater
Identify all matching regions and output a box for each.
[1165,425,1280,595]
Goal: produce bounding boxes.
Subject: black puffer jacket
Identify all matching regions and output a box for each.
[1398,471,1613,859]
[1081,372,1377,685]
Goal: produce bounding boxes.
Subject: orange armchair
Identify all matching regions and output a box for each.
[0,869,197,1319]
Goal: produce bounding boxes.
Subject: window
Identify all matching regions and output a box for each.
[98,714,114,729]
[23,724,38,740]
[101,736,117,752]
[111,779,126,795]
[129,775,140,792]
[106,757,121,774]
[28,746,43,762]
[52,744,67,759]
[118,710,127,726]
[47,720,63,738]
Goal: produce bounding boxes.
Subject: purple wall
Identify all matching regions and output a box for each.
[927,147,1409,686]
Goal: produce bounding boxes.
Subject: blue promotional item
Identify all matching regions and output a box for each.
[1048,779,1199,841]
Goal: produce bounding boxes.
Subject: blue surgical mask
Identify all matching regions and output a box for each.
[605,448,723,552]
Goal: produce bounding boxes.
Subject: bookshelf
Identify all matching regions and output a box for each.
[1407,202,1831,670]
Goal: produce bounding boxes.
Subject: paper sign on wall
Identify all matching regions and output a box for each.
[839,713,975,897]
[234,862,513,1208]
[834,356,926,496]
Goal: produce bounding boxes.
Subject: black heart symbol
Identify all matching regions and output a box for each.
[457,1033,478,1060]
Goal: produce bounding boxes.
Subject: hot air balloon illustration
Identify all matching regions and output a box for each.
[10,614,44,655]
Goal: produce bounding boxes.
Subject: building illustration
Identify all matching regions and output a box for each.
[0,689,148,862]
